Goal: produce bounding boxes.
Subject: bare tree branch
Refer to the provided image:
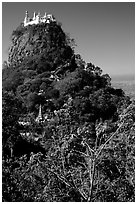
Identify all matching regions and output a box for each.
[87,103,133,201]
[95,103,133,159]
[95,129,99,150]
[88,158,96,201]
[83,140,94,155]
[70,173,88,201]
[95,120,124,159]
[74,150,89,158]
[46,167,87,201]
[46,167,71,187]
[77,161,88,170]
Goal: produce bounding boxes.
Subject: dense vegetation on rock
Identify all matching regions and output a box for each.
[2,19,134,202]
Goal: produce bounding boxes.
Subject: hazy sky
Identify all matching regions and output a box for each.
[2,2,135,76]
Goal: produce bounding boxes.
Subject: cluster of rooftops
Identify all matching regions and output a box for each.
[24,11,56,27]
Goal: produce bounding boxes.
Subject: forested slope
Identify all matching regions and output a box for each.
[2,19,134,202]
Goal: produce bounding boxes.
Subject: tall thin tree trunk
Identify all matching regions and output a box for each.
[10,147,13,158]
[88,158,96,202]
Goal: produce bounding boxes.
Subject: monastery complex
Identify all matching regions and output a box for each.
[24,11,56,27]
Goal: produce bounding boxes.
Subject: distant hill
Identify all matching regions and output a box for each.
[111,74,134,82]
[111,74,135,99]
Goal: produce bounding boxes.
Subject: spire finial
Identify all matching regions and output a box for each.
[25,10,28,17]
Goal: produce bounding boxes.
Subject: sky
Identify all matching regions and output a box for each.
[2,2,135,76]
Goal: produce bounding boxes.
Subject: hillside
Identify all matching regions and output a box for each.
[2,15,134,202]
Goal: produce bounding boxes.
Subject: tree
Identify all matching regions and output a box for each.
[4,100,133,202]
[2,91,22,157]
[39,101,134,202]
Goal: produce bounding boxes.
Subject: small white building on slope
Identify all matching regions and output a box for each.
[24,11,56,27]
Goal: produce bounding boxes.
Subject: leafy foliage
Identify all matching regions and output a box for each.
[2,91,23,157]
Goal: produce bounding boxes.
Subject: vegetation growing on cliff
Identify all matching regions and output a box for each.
[2,19,134,202]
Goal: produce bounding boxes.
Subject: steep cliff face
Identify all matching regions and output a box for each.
[8,22,74,68]
[3,21,77,112]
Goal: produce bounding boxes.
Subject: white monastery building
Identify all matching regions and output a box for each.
[24,11,56,27]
